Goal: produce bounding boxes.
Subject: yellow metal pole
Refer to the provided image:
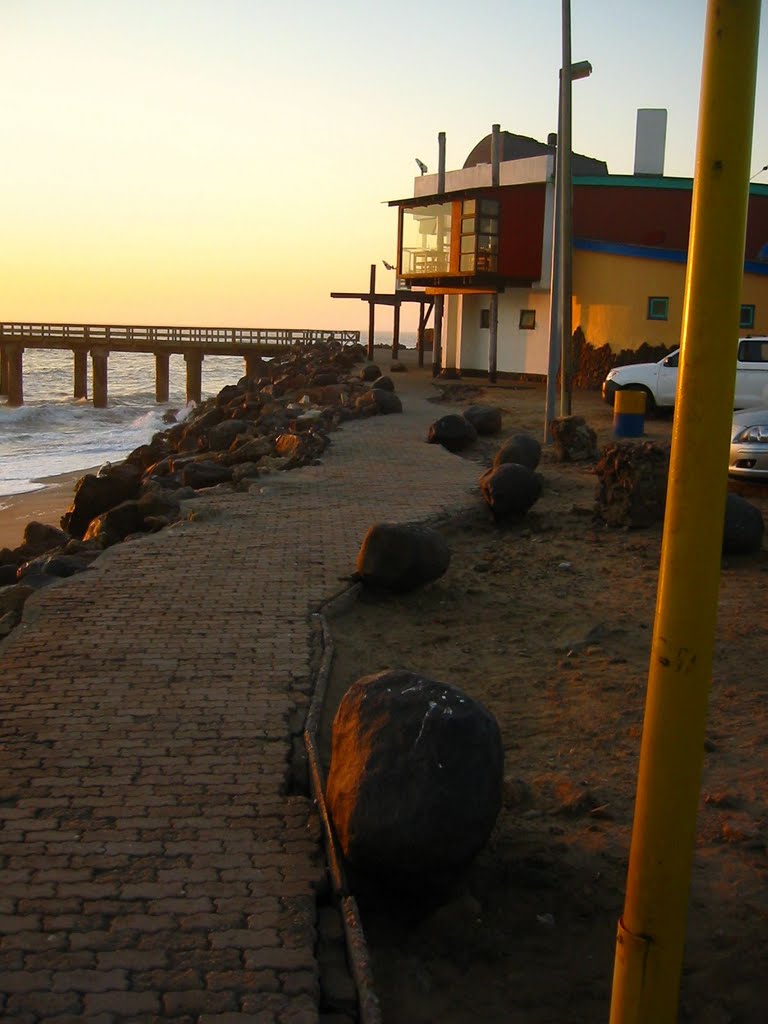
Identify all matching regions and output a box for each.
[609,2,761,1022]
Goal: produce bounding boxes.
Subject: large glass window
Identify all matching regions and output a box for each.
[400,203,452,276]
[460,198,499,273]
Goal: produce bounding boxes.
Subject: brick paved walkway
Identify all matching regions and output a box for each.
[0,365,479,1023]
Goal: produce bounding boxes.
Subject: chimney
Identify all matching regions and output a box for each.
[491,124,501,186]
[437,132,446,193]
[634,109,667,176]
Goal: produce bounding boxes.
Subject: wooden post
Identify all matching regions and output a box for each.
[184,351,203,404]
[73,350,88,400]
[5,344,24,407]
[155,352,170,403]
[244,352,261,379]
[0,344,7,397]
[367,263,376,361]
[91,348,109,408]
[392,298,401,361]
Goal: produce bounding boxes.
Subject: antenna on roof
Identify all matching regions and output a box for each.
[415,158,428,175]
[750,164,768,180]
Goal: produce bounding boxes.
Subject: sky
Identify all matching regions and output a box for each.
[1,0,767,335]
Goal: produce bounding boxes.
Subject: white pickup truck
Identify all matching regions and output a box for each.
[602,337,768,411]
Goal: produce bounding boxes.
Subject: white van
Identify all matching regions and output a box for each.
[602,337,768,411]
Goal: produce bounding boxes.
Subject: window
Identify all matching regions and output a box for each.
[480,309,490,329]
[740,304,756,329]
[647,296,669,321]
[519,309,536,330]
[460,198,499,273]
[738,338,768,362]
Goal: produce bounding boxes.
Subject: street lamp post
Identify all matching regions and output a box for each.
[543,53,592,438]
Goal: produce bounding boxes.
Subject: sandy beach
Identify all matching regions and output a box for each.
[0,469,96,551]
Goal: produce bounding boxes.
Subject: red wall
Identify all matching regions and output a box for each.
[574,183,768,259]
[497,184,546,280]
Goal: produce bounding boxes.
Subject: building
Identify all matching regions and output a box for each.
[389,127,768,381]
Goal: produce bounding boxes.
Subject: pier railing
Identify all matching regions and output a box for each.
[0,322,360,350]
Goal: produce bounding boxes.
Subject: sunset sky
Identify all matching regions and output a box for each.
[1,0,766,335]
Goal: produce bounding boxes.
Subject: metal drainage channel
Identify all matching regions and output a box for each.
[304,584,382,1024]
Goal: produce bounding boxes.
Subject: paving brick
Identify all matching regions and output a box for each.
[0,370,477,1020]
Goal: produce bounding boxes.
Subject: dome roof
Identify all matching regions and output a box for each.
[464,131,608,176]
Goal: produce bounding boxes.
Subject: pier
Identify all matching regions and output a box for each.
[0,322,360,407]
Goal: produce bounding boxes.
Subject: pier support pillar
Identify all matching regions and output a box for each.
[73,350,88,400]
[184,351,203,405]
[91,348,109,408]
[244,352,261,379]
[5,344,24,407]
[155,352,170,403]
[0,344,8,396]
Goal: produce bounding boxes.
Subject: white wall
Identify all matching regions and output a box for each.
[449,289,553,376]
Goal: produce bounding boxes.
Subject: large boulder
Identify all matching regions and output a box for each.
[723,493,764,554]
[463,404,502,436]
[355,390,403,416]
[181,460,233,490]
[361,363,381,382]
[356,523,450,592]
[549,416,598,462]
[21,522,69,555]
[61,466,142,538]
[493,434,541,472]
[206,418,251,452]
[427,414,478,452]
[326,669,503,880]
[479,463,542,520]
[371,375,395,392]
[595,442,670,528]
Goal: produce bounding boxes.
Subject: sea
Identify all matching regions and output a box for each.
[0,333,417,503]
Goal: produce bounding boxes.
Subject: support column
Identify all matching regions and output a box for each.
[184,351,203,405]
[73,350,88,400]
[5,345,24,407]
[489,293,499,383]
[367,263,376,361]
[244,352,261,379]
[0,344,8,397]
[441,295,461,379]
[432,295,444,378]
[91,348,109,408]
[155,352,170,403]
[392,299,401,361]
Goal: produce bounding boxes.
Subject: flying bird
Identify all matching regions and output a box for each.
[382,260,396,271]
[415,158,428,175]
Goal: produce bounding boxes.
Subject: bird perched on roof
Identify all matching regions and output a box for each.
[415,158,428,175]
[382,260,395,271]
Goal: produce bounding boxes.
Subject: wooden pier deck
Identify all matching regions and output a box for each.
[0,322,360,407]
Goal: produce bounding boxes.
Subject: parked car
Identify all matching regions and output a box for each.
[729,408,768,480]
[602,337,768,411]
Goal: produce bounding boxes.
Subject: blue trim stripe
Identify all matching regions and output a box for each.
[574,237,768,276]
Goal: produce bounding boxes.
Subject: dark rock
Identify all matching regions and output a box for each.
[463,404,502,435]
[356,523,450,592]
[83,500,146,547]
[0,564,18,585]
[493,434,542,471]
[311,371,339,387]
[180,460,233,490]
[206,418,251,452]
[549,416,598,462]
[226,436,273,463]
[371,375,395,392]
[22,522,69,554]
[17,553,96,580]
[0,582,36,616]
[216,384,246,406]
[355,390,403,416]
[427,414,478,452]
[723,493,764,554]
[595,442,670,528]
[161,408,180,424]
[325,669,503,879]
[479,463,542,520]
[361,363,381,382]
[61,466,142,538]
[390,360,407,373]
[231,462,262,483]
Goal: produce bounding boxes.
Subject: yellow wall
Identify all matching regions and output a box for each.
[573,249,768,352]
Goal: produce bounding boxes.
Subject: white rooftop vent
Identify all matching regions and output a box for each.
[634,108,667,176]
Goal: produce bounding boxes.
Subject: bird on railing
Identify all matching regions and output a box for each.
[415,158,428,175]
